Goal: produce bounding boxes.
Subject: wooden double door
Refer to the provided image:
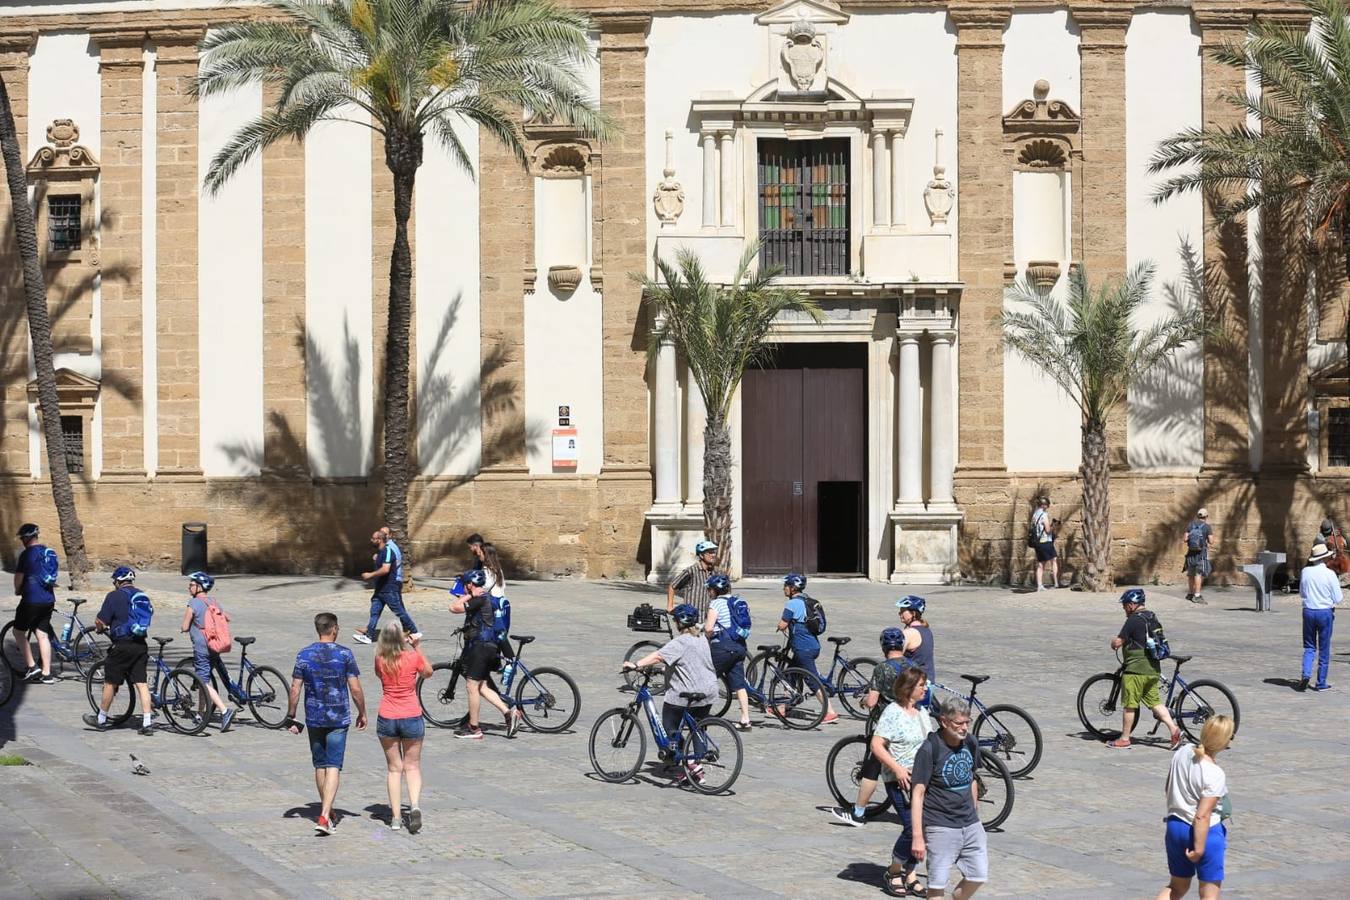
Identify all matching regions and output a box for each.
[742,345,867,575]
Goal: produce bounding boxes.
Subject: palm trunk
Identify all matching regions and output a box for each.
[1341,216,1350,404]
[1080,421,1112,590]
[0,71,89,588]
[702,410,733,571]
[380,130,422,556]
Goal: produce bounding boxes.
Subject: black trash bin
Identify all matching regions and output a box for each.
[182,522,208,575]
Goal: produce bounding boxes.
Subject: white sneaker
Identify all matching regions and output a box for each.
[352,632,372,645]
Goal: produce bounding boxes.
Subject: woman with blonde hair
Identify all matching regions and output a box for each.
[374,621,433,832]
[1157,715,1235,900]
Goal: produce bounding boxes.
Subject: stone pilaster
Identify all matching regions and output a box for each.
[950,4,1010,473]
[261,86,307,474]
[1195,6,1251,472]
[0,30,35,476]
[152,28,203,475]
[92,28,147,477]
[1074,5,1131,468]
[1261,200,1310,469]
[598,14,650,472]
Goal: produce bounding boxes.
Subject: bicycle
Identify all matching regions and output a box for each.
[824,713,1016,830]
[622,605,672,693]
[708,635,829,730]
[2,598,109,681]
[84,636,210,735]
[923,674,1043,778]
[418,628,581,734]
[170,636,290,728]
[588,666,743,794]
[815,636,879,719]
[1077,651,1239,743]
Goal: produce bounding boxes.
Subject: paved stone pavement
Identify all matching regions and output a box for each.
[1,573,1346,899]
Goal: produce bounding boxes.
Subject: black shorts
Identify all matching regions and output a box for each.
[13,601,55,635]
[104,640,149,686]
[859,747,883,781]
[1034,542,1057,562]
[463,641,501,681]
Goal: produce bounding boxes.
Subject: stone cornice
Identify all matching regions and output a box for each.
[0,29,36,57]
[88,26,149,50]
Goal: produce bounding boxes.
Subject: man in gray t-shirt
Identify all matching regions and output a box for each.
[912,699,988,896]
[1183,509,1214,605]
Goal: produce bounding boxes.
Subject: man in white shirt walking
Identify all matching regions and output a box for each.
[1299,543,1343,692]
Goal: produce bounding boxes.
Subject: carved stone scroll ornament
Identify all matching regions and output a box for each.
[923,128,954,227]
[652,130,684,227]
[26,118,99,175]
[782,18,824,91]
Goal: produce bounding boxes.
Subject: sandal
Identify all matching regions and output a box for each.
[882,872,908,898]
[737,720,752,732]
[905,877,926,897]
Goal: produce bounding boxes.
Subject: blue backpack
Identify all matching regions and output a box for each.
[726,595,752,641]
[477,595,511,642]
[36,545,59,589]
[114,588,154,640]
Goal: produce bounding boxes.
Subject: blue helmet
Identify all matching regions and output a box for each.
[705,573,731,593]
[461,569,488,589]
[1119,588,1146,606]
[880,626,906,652]
[694,540,718,555]
[895,595,926,616]
[783,572,807,591]
[671,603,701,628]
[112,565,136,584]
[188,571,214,593]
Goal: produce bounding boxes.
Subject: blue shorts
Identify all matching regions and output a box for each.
[1165,816,1227,883]
[308,725,349,770]
[376,715,425,740]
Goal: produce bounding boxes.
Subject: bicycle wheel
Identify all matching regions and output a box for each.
[1,621,31,673]
[835,656,878,720]
[246,665,290,729]
[710,676,732,718]
[514,665,581,733]
[623,641,665,692]
[85,661,135,726]
[974,703,1044,778]
[1076,672,1123,740]
[588,707,646,783]
[825,733,892,817]
[681,715,743,795]
[767,666,827,730]
[1172,678,1240,744]
[160,670,209,735]
[418,661,467,727]
[744,650,769,689]
[975,749,1015,831]
[71,627,110,680]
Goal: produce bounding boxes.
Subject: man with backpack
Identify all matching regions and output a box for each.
[353,526,420,645]
[1107,588,1182,750]
[179,571,236,732]
[702,574,753,731]
[776,572,839,725]
[1029,497,1060,591]
[83,567,154,734]
[12,523,58,684]
[1183,509,1214,605]
[447,569,518,740]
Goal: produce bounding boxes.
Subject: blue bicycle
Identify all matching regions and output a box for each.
[172,636,290,728]
[589,667,743,794]
[84,637,209,735]
[3,598,109,680]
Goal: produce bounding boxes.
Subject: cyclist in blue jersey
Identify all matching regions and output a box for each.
[354,526,419,645]
[702,574,752,731]
[447,569,518,740]
[776,573,839,725]
[12,523,56,684]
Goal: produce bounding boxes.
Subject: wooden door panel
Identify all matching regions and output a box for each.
[803,367,867,574]
[743,368,803,573]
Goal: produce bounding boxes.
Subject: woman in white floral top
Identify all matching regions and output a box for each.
[870,666,934,896]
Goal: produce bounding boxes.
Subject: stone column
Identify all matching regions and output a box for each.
[890,130,906,227]
[701,131,717,228]
[1195,6,1251,472]
[930,330,956,506]
[896,333,922,505]
[0,30,34,475]
[718,131,735,229]
[871,130,889,228]
[261,85,307,473]
[92,29,147,477]
[152,28,204,475]
[685,374,705,509]
[652,323,679,506]
[951,4,1011,472]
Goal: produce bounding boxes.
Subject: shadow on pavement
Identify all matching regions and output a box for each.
[1262,676,1306,691]
[835,861,888,888]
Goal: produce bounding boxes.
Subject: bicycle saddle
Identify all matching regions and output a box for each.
[961,673,990,685]
[679,692,708,703]
[755,644,778,653]
[153,637,173,645]
[512,635,536,645]
[827,636,851,646]
[1170,654,1193,665]
[68,598,86,608]
[235,636,256,646]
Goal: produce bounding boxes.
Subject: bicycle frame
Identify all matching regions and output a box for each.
[1103,660,1187,734]
[818,643,869,697]
[632,675,699,759]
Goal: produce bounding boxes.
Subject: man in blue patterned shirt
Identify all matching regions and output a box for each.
[287,612,366,835]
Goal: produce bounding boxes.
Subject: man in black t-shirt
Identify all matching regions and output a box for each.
[912,697,988,898]
[83,567,153,734]
[447,569,518,740]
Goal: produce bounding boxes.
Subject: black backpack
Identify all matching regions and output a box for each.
[803,595,827,636]
[1139,610,1171,661]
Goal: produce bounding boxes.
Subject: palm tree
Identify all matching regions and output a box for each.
[1149,0,1350,363]
[196,0,609,550]
[999,265,1206,590]
[0,72,91,587]
[642,245,821,571]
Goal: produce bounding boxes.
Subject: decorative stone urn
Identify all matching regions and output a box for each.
[547,264,583,296]
[1026,260,1061,291]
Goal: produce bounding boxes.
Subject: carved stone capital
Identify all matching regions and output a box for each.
[151,26,205,64]
[597,14,649,52]
[89,26,148,51]
[0,29,36,58]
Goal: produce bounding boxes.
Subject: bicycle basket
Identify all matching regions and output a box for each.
[627,603,667,633]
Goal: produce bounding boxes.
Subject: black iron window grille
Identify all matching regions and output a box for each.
[1329,407,1350,467]
[48,196,82,253]
[60,415,84,474]
[758,138,850,277]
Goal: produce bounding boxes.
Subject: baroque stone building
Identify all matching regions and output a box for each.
[0,0,1338,584]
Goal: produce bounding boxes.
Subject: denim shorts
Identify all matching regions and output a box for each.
[308,725,349,770]
[376,715,425,740]
[1165,816,1227,883]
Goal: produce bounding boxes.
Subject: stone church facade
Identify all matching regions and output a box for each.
[0,0,1339,584]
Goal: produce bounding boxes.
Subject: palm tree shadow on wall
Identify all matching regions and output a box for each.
[961,482,1082,587]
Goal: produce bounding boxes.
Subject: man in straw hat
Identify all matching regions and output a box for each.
[1299,542,1342,692]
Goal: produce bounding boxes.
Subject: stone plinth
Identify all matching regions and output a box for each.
[891,509,963,584]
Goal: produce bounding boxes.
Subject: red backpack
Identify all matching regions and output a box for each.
[202,598,233,654]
